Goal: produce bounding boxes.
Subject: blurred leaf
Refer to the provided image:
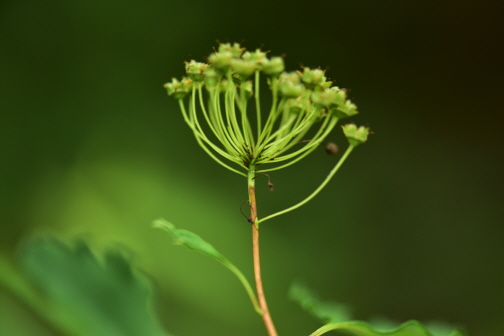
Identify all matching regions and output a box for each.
[289,282,351,323]
[309,320,467,336]
[16,237,170,336]
[291,283,466,336]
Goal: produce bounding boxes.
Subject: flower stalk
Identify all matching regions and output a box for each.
[248,165,278,336]
[165,42,369,336]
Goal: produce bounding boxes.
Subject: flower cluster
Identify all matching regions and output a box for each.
[165,43,368,176]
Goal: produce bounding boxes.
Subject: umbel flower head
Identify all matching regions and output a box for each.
[165,43,367,177]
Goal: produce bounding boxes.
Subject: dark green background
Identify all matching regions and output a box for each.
[1,1,503,335]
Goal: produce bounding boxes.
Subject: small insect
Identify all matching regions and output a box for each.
[325,142,338,155]
[239,200,253,223]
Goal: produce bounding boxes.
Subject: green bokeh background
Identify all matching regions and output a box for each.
[1,1,503,335]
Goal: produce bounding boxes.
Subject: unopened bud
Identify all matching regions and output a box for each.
[242,49,268,69]
[208,51,233,73]
[164,77,193,99]
[185,60,208,82]
[278,72,304,98]
[333,100,358,119]
[342,124,369,146]
[263,57,285,77]
[231,59,257,79]
[218,42,245,58]
[298,68,327,89]
[241,80,253,99]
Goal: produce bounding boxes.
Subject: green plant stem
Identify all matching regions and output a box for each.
[258,145,355,225]
[248,165,279,336]
[255,70,262,137]
[220,260,263,315]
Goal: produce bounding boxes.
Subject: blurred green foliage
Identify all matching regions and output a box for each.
[0,238,168,336]
[1,1,503,335]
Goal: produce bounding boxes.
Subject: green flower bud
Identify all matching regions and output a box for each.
[231,59,257,79]
[285,96,311,114]
[241,80,253,100]
[242,49,268,69]
[263,57,285,76]
[185,60,209,82]
[318,81,333,90]
[311,86,348,111]
[342,124,369,146]
[204,67,220,88]
[164,77,193,99]
[333,100,358,119]
[208,51,233,74]
[278,72,304,98]
[219,79,229,93]
[279,72,301,84]
[218,42,245,58]
[298,67,327,89]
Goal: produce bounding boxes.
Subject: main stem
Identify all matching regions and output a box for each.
[248,165,278,336]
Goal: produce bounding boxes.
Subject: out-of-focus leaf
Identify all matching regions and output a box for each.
[291,283,466,336]
[309,320,467,336]
[289,282,351,323]
[17,237,170,336]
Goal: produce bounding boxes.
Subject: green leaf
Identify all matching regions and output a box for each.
[153,218,225,262]
[290,283,467,336]
[289,282,351,323]
[16,237,170,336]
[309,320,467,336]
[153,218,262,315]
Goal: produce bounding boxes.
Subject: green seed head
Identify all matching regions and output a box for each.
[165,43,365,175]
[278,72,305,98]
[218,42,245,58]
[334,99,358,119]
[185,60,209,82]
[241,80,253,100]
[204,67,220,88]
[231,59,257,80]
[262,57,285,77]
[164,77,193,99]
[208,51,233,74]
[285,96,311,114]
[298,67,327,89]
[342,124,369,146]
[242,49,268,69]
